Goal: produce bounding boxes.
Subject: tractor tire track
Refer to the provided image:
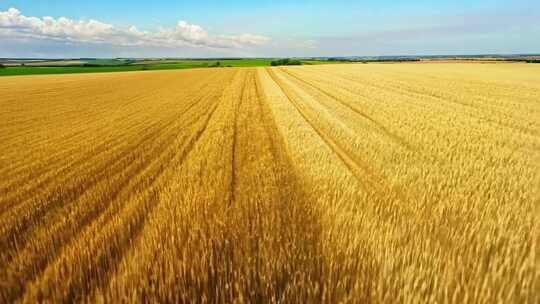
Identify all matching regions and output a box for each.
[266,68,406,202]
[280,68,415,152]
[13,75,231,304]
[0,92,211,265]
[229,70,250,205]
[325,69,540,137]
[0,72,223,214]
[0,81,231,303]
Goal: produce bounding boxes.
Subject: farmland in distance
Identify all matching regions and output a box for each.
[0,63,538,303]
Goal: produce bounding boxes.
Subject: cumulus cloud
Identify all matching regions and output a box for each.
[0,8,269,49]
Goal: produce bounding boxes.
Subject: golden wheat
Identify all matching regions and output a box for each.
[0,64,538,303]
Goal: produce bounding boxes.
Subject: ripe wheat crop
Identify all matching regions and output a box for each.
[0,64,538,303]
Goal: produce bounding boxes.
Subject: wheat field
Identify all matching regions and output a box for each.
[0,63,538,303]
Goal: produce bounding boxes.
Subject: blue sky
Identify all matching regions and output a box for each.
[1,1,538,58]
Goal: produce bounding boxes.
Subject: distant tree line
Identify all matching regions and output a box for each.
[326,58,350,62]
[483,59,540,63]
[270,58,302,66]
[82,63,105,67]
[0,64,5,68]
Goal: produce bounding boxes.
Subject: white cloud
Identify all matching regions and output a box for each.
[0,7,269,49]
[228,33,271,46]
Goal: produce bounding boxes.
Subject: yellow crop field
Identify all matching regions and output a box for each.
[0,64,538,303]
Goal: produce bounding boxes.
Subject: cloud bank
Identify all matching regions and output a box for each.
[0,6,537,58]
[0,8,269,50]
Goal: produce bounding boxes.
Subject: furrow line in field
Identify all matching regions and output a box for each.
[0,118,164,214]
[93,70,243,302]
[87,75,235,300]
[0,71,222,193]
[8,73,224,233]
[229,71,250,204]
[255,70,326,302]
[373,76,540,136]
[0,78,171,156]
[0,71,223,214]
[0,118,191,302]
[280,68,415,152]
[0,71,215,172]
[297,68,539,154]
[326,69,539,137]
[253,71,283,163]
[0,82,224,272]
[9,77,230,303]
[0,113,179,254]
[64,89,226,303]
[266,68,404,201]
[160,69,328,302]
[0,72,186,120]
[362,67,539,108]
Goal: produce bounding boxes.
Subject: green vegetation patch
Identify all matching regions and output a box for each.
[0,58,345,77]
[270,58,302,66]
[0,59,280,77]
